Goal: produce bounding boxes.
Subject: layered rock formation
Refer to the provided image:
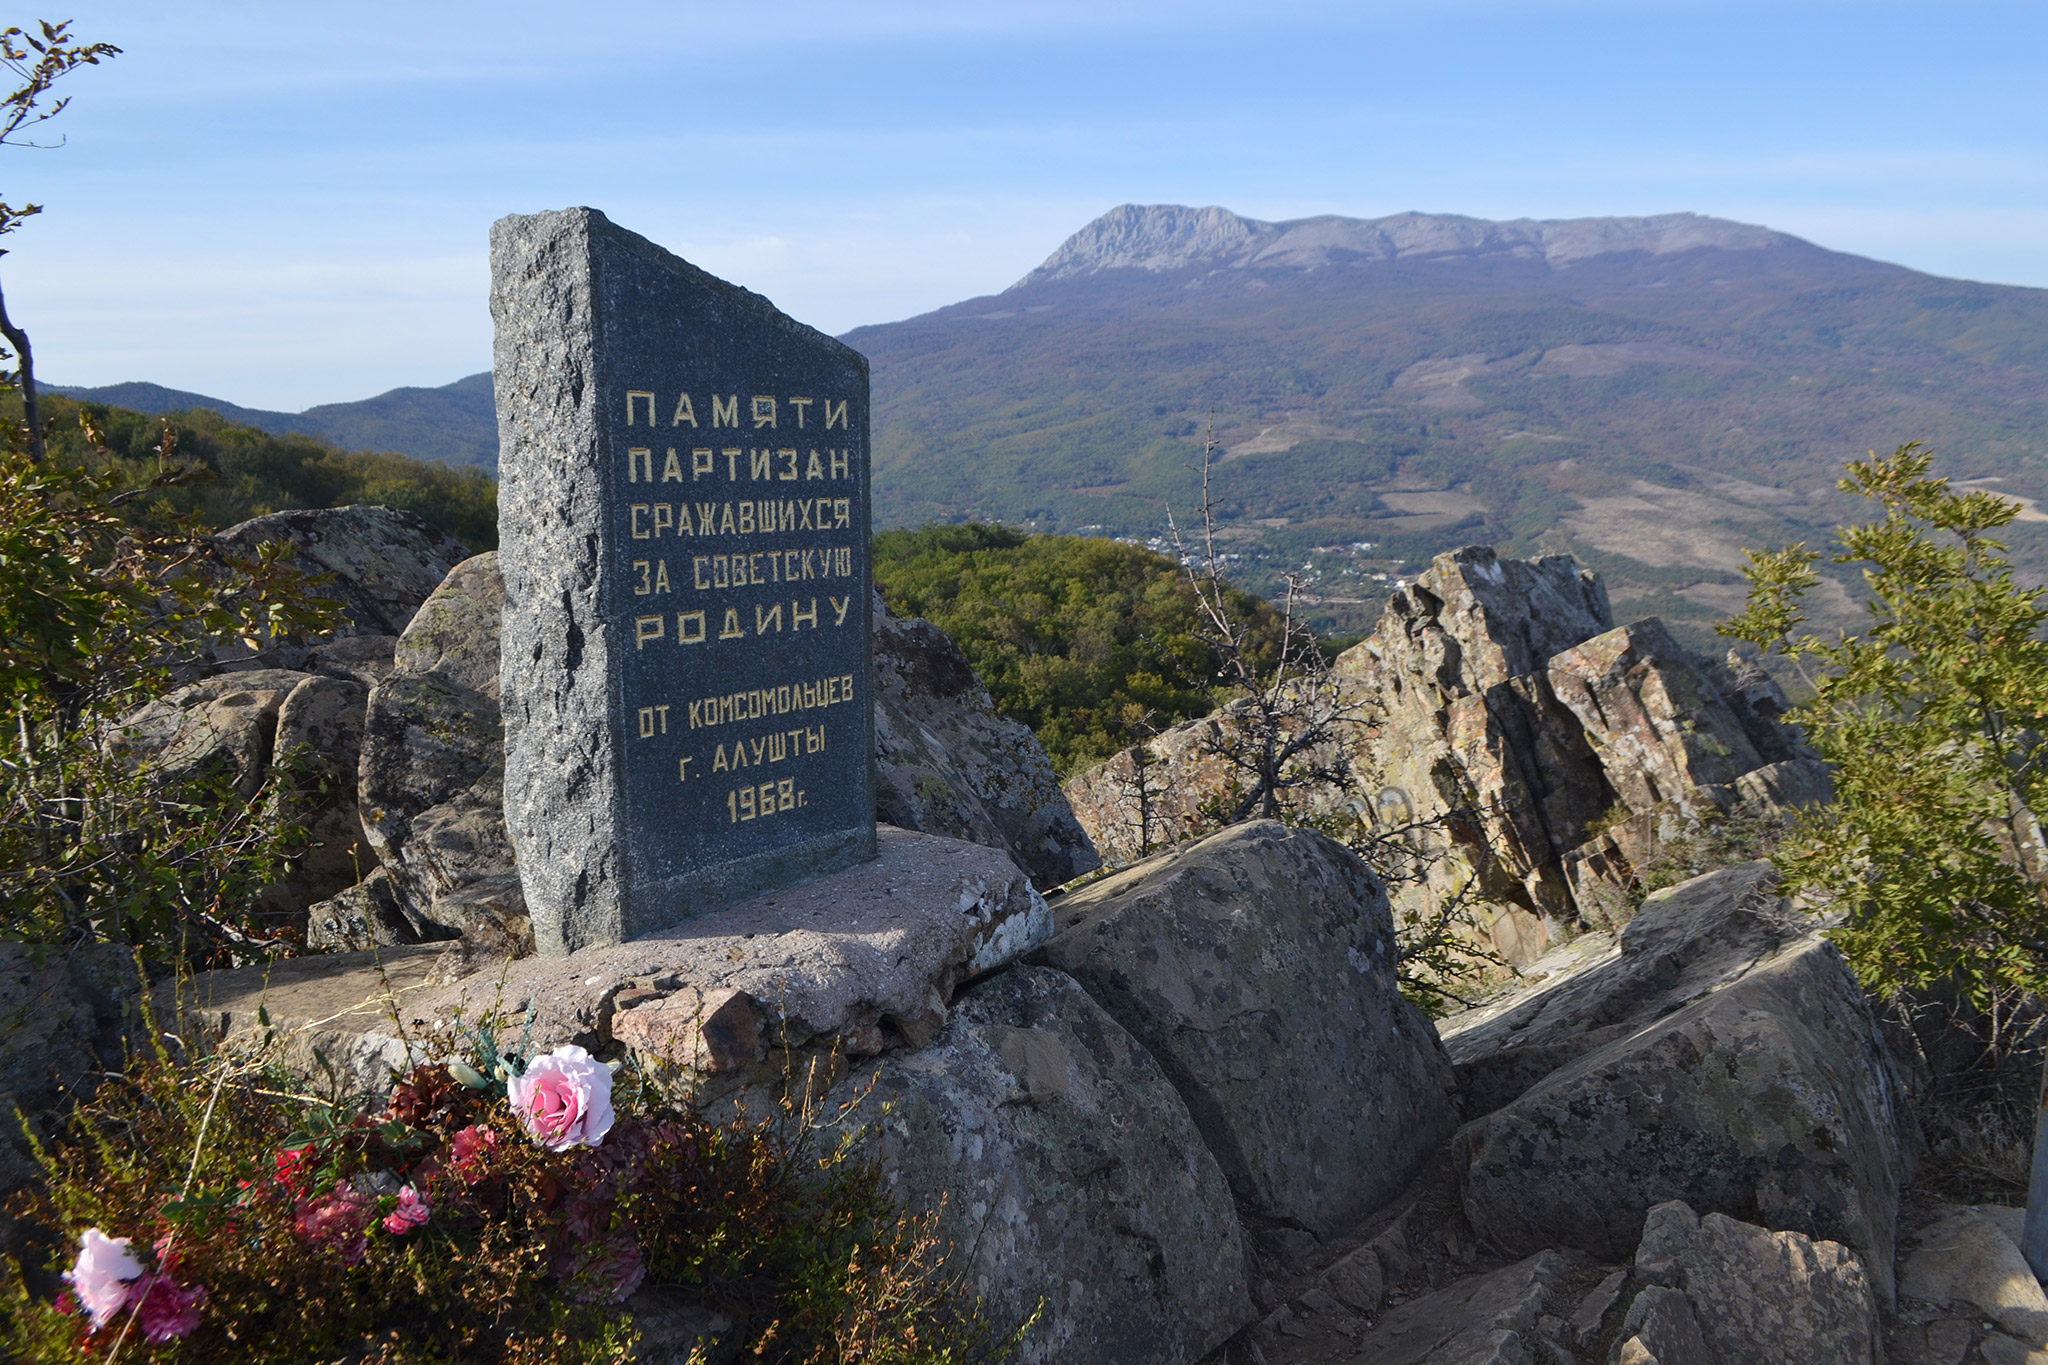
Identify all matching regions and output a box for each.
[1064,545,1828,965]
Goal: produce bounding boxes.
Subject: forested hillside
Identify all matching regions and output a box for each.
[26,393,498,548]
[873,523,1281,775]
[847,205,2048,640]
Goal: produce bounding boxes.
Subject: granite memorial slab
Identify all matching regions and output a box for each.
[491,207,876,955]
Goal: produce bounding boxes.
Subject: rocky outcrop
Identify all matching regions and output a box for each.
[1037,821,1455,1237]
[1448,864,1912,1302]
[1624,1201,1881,1364]
[848,966,1253,1365]
[1064,546,1829,965]
[355,552,514,927]
[112,669,372,924]
[185,828,1053,1102]
[872,601,1099,888]
[211,505,468,667]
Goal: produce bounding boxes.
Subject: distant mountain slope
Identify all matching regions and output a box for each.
[845,204,2048,638]
[49,372,500,471]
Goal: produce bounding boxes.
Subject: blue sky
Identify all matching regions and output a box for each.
[12,0,2047,410]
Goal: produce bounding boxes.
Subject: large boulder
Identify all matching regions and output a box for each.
[259,674,373,917]
[872,601,1100,888]
[842,965,1253,1365]
[112,670,309,799]
[348,552,514,941]
[1450,864,1912,1301]
[1440,861,1811,1117]
[1624,1201,1881,1364]
[1036,820,1457,1236]
[1547,618,1768,821]
[212,505,468,665]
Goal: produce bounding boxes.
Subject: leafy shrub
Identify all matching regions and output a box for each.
[0,429,346,962]
[2,1018,1017,1363]
[1723,444,2048,1016]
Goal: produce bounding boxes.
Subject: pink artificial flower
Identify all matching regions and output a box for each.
[446,1124,501,1183]
[128,1272,207,1343]
[382,1184,431,1235]
[293,1182,376,1265]
[63,1229,142,1330]
[507,1046,615,1151]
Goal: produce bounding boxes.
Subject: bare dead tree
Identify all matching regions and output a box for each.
[0,20,120,462]
[1166,418,1372,823]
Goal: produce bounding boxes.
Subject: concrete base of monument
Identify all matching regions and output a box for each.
[172,826,1051,1105]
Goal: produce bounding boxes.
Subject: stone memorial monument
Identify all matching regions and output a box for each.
[491,208,876,956]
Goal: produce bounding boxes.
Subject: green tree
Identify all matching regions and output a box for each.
[1722,444,2048,1026]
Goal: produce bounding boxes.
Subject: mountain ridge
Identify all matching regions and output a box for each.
[1011,204,1808,288]
[48,372,500,471]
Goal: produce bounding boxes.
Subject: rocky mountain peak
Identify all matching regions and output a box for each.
[1011,203,1800,288]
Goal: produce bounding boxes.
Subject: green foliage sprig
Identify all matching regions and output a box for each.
[1722,443,2048,1018]
[0,415,347,959]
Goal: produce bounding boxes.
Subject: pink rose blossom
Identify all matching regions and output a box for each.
[507,1045,615,1151]
[63,1229,142,1330]
[382,1184,431,1234]
[128,1272,206,1343]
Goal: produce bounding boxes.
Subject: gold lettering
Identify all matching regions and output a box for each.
[834,499,851,528]
[778,448,798,481]
[678,754,694,782]
[693,557,709,589]
[749,447,771,480]
[713,745,729,773]
[662,448,684,481]
[831,449,849,479]
[654,560,671,593]
[723,448,740,479]
[711,394,739,427]
[831,595,851,626]
[653,503,674,537]
[768,731,786,762]
[806,449,824,480]
[719,503,736,535]
[792,597,817,629]
[720,608,744,640]
[673,393,697,426]
[627,391,656,425]
[749,737,766,764]
[678,610,705,643]
[692,448,714,480]
[630,504,650,539]
[632,559,651,595]
[676,503,695,536]
[738,502,756,534]
[755,602,783,634]
[697,501,717,532]
[835,546,851,576]
[635,614,665,649]
[626,447,654,482]
[751,395,777,429]
[824,399,847,429]
[790,397,812,427]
